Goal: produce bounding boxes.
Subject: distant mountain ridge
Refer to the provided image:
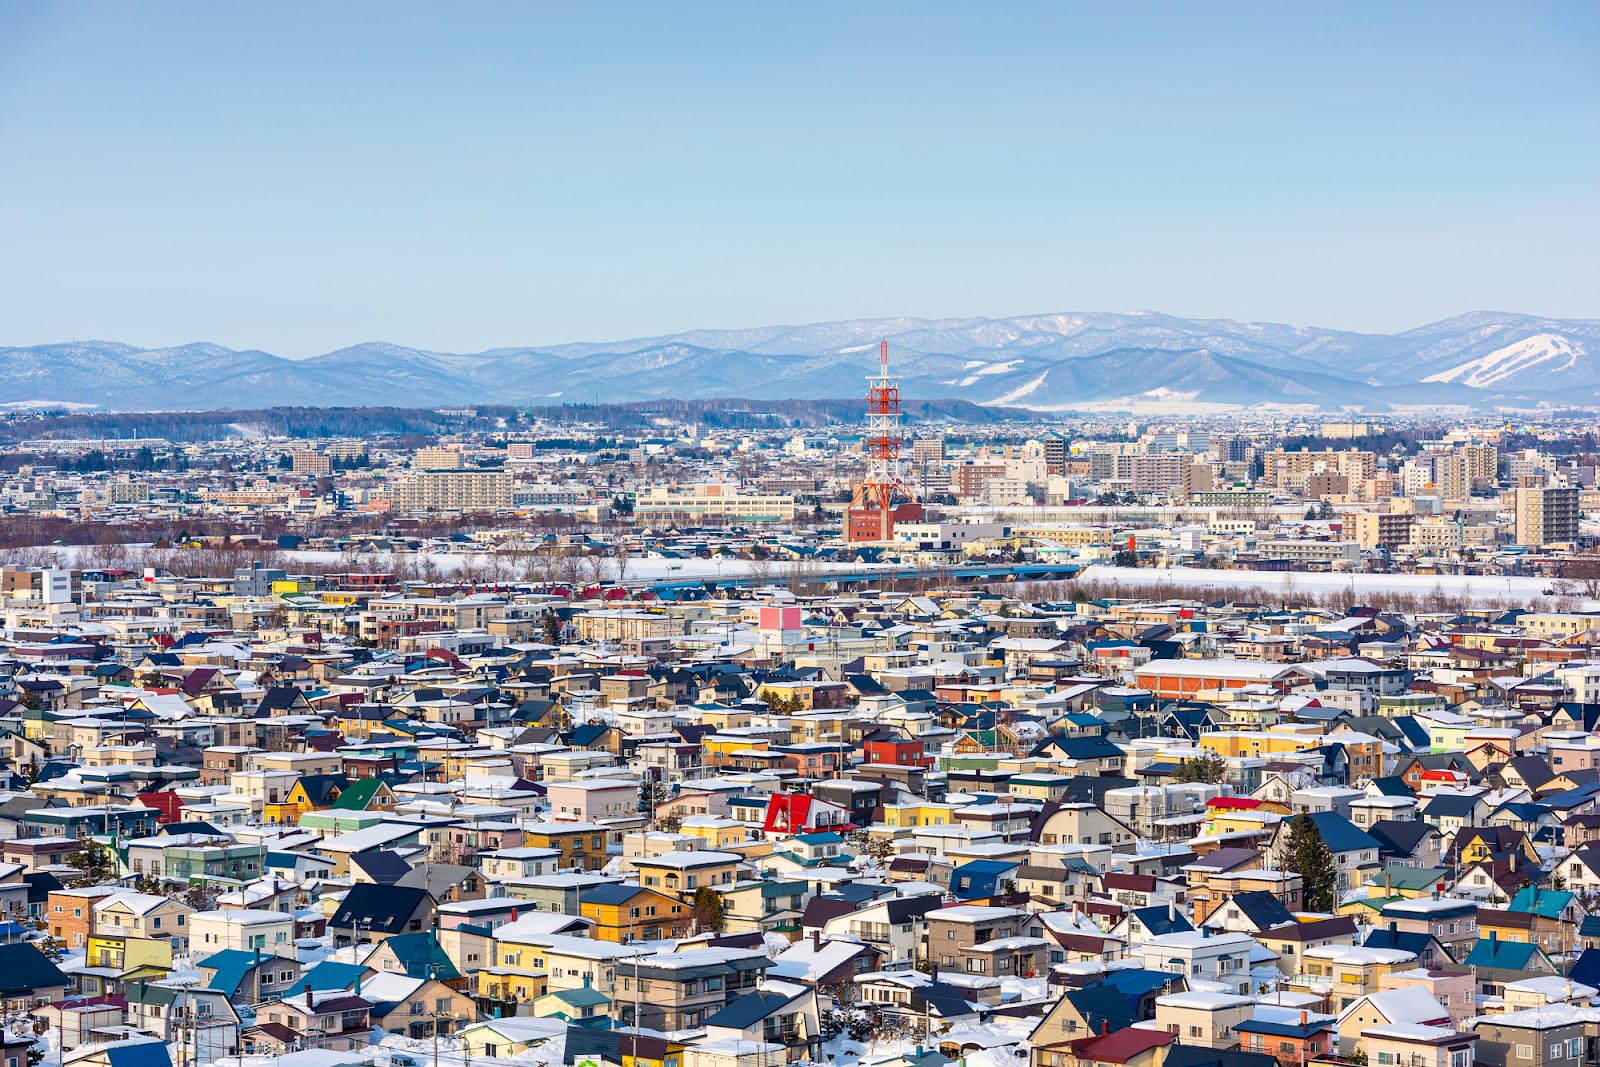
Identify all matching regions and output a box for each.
[7,310,1600,412]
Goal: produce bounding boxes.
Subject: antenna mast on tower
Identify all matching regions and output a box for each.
[846,341,920,543]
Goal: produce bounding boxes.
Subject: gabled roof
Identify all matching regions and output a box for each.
[330,777,388,810]
[1061,983,1137,1035]
[1068,1028,1175,1064]
[299,961,367,992]
[1217,890,1294,931]
[376,931,459,980]
[582,883,653,907]
[1569,948,1600,988]
[0,942,69,996]
[1370,864,1449,892]
[198,949,276,996]
[328,883,432,935]
[1419,793,1481,818]
[1303,810,1380,853]
[294,774,349,808]
[951,859,1019,900]
[912,980,978,1020]
[704,987,806,1029]
[1508,886,1573,919]
[1099,966,1187,1001]
[1463,937,1548,970]
[1363,929,1446,959]
[1363,771,1414,796]
[1507,755,1557,790]
[347,850,412,885]
[1130,905,1193,938]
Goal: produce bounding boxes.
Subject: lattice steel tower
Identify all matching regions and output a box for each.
[847,341,918,541]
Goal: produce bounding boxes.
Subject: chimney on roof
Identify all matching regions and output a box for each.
[303,981,312,1003]
[1389,921,1396,936]
[1301,1011,1308,1026]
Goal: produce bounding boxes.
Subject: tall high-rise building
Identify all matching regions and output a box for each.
[1041,433,1068,476]
[1516,485,1579,547]
[1437,454,1469,501]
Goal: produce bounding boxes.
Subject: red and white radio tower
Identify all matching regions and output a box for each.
[846,341,920,543]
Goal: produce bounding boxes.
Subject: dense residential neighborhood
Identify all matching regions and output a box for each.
[5,505,1600,1067]
[14,411,1600,1067]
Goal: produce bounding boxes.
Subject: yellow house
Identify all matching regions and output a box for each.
[477,955,547,1004]
[787,712,850,743]
[1296,945,1419,1012]
[703,735,769,769]
[271,578,318,595]
[82,932,174,994]
[677,817,758,851]
[523,821,609,872]
[1203,810,1287,837]
[884,801,958,828]
[1456,828,1542,868]
[579,884,689,942]
[316,590,373,607]
[1199,729,1323,760]
[634,851,741,901]
[275,774,349,824]
[1221,703,1282,729]
[696,705,755,731]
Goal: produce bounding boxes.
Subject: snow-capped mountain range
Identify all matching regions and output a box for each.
[6,311,1600,412]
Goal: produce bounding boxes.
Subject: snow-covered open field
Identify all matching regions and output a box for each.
[29,543,926,583]
[1078,564,1586,607]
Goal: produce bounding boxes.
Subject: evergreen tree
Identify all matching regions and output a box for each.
[67,838,114,888]
[638,775,668,817]
[1172,751,1229,785]
[1286,813,1338,912]
[691,886,726,933]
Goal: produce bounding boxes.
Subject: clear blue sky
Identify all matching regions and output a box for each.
[1,2,1597,357]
